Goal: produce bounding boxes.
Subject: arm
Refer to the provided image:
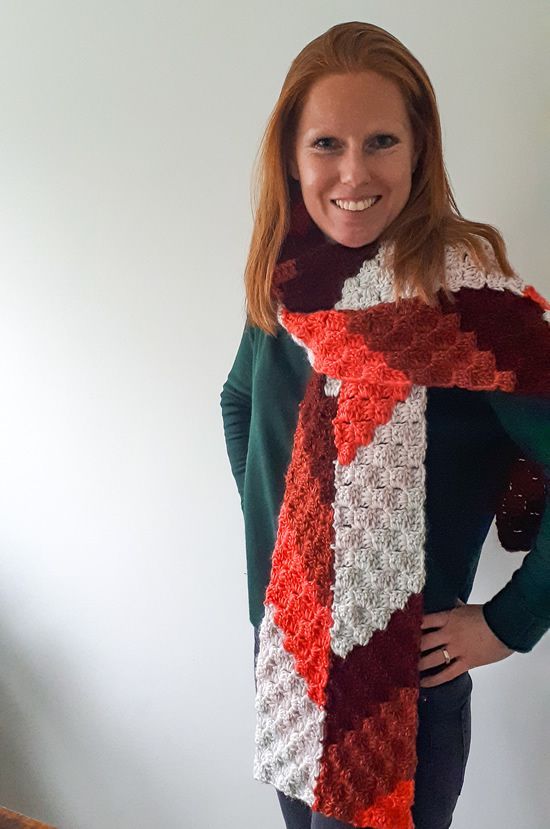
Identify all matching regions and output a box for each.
[220,323,254,508]
[482,390,550,653]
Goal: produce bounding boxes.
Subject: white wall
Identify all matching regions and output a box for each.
[0,2,548,828]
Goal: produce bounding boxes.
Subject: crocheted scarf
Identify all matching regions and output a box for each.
[252,185,550,828]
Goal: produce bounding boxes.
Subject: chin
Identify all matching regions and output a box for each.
[324,229,380,248]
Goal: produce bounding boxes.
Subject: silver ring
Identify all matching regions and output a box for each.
[441,647,451,665]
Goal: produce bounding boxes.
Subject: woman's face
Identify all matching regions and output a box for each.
[288,71,419,247]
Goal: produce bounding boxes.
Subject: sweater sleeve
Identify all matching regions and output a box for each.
[482,390,550,653]
[220,323,254,509]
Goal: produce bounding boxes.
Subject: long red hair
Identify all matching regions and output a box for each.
[244,21,517,335]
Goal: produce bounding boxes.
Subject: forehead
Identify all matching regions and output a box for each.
[297,71,410,134]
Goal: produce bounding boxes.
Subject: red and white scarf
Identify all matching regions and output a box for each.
[252,188,550,828]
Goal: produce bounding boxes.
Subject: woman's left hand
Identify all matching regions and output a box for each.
[418,600,515,687]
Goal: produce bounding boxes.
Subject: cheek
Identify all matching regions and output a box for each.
[301,164,332,190]
[378,154,414,185]
[295,154,338,188]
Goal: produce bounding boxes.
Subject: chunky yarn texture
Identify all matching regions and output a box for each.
[252,190,550,828]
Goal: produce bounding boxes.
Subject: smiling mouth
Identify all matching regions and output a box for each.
[331,196,382,212]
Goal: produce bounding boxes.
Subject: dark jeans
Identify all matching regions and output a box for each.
[253,626,472,829]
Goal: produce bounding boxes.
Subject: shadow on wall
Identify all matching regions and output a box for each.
[0,613,190,829]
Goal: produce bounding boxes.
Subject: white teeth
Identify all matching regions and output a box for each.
[334,197,380,211]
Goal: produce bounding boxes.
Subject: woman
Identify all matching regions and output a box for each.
[220,21,550,829]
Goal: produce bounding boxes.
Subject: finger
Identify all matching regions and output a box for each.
[419,663,465,687]
[419,630,449,653]
[418,648,454,672]
[421,610,451,630]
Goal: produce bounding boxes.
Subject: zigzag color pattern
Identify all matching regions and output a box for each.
[253,233,550,827]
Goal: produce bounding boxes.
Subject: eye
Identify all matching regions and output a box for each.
[371,134,397,149]
[312,134,398,151]
[312,137,336,150]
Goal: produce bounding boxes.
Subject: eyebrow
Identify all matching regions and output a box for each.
[303,122,407,138]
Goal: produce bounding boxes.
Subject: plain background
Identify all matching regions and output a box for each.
[0,2,549,828]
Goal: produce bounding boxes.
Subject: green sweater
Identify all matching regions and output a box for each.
[220,322,550,652]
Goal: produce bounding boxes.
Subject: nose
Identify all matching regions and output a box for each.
[338,148,372,189]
